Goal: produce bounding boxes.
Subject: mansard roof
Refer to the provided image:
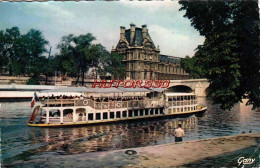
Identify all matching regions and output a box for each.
[125,27,155,48]
[159,54,181,64]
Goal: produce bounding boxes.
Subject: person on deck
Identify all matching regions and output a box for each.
[174,124,185,142]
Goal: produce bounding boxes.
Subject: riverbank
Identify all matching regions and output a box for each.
[4,132,259,168]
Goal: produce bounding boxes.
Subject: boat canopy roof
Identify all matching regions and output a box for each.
[40,87,192,94]
[164,92,195,97]
[40,86,155,93]
[117,87,151,92]
[40,87,90,93]
[148,88,166,92]
[40,87,123,93]
[90,87,123,93]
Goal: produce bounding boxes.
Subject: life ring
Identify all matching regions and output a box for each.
[144,101,150,107]
[83,100,88,105]
[116,103,121,108]
[125,150,137,155]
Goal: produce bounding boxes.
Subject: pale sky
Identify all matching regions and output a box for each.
[0,1,205,58]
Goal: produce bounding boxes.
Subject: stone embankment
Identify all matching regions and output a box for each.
[6,132,260,168]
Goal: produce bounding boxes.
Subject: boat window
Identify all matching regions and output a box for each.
[110,112,115,119]
[129,110,133,117]
[145,109,149,115]
[140,109,144,116]
[49,109,60,117]
[134,110,139,117]
[116,111,121,118]
[155,109,159,114]
[88,113,94,121]
[40,109,47,116]
[150,109,154,115]
[96,113,101,120]
[103,112,108,120]
[160,108,163,114]
[122,111,127,118]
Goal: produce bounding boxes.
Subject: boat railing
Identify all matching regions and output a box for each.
[42,98,164,109]
[167,100,198,106]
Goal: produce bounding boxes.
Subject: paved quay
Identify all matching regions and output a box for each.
[5,132,260,168]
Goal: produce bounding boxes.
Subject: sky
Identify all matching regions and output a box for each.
[0,1,205,58]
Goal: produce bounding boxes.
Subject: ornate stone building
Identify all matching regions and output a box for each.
[112,24,189,80]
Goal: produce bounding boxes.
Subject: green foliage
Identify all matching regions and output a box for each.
[57,33,96,84]
[57,33,113,84]
[27,77,40,85]
[179,0,259,110]
[1,27,124,85]
[180,56,205,79]
[0,27,49,77]
[105,52,125,80]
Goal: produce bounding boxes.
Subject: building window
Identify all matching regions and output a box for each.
[131,72,134,79]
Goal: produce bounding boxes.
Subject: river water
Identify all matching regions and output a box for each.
[1,98,260,166]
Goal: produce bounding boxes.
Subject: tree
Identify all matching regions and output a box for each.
[23,29,49,77]
[0,30,8,73]
[1,27,22,75]
[105,52,125,80]
[179,1,259,110]
[0,27,49,80]
[57,33,98,85]
[180,55,205,79]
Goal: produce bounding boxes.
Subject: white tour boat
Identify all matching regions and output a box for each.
[28,90,207,127]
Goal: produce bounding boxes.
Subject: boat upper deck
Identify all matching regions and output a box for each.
[41,98,165,110]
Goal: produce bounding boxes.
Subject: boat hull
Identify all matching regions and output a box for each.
[27,107,207,127]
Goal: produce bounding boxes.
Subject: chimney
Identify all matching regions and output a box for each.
[120,26,125,40]
[142,24,147,39]
[130,23,135,44]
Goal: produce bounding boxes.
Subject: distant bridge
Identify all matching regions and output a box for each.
[168,79,209,97]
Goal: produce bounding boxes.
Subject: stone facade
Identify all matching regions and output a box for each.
[112,24,189,80]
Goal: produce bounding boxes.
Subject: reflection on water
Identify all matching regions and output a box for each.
[29,116,197,154]
[1,98,260,165]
